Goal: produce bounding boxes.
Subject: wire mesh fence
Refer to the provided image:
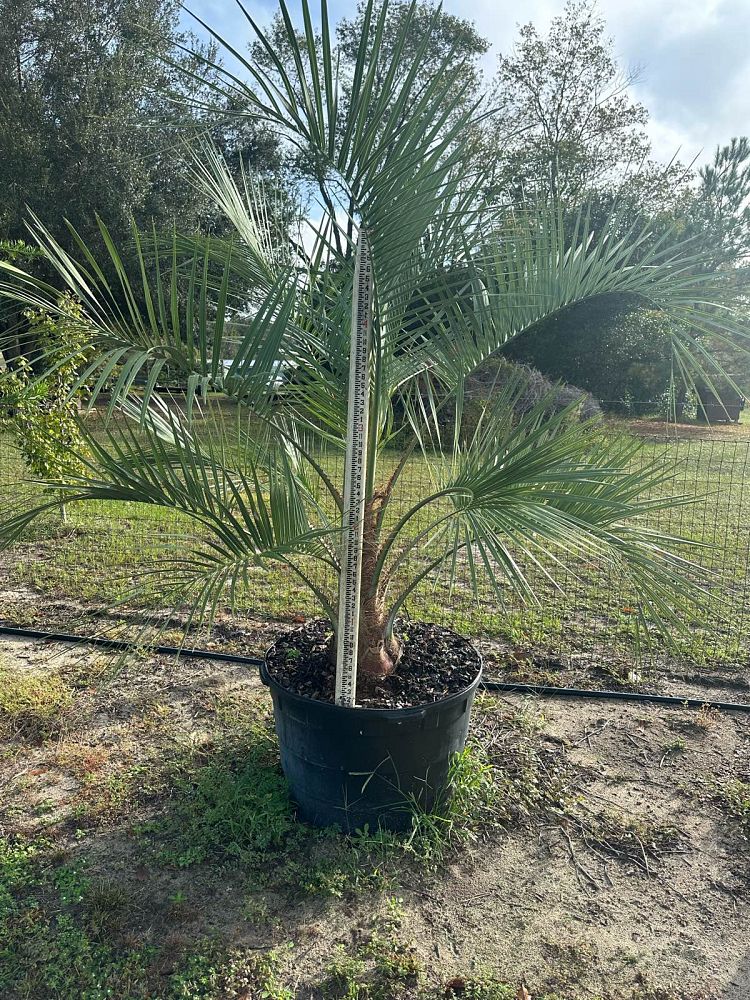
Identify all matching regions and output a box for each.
[1,404,750,672]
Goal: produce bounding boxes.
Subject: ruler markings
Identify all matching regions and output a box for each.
[335,230,373,707]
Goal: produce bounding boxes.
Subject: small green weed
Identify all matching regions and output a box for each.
[323,948,370,1000]
[393,743,502,865]
[661,737,687,755]
[441,977,517,999]
[716,779,750,840]
[0,837,43,918]
[53,861,90,905]
[321,909,423,1000]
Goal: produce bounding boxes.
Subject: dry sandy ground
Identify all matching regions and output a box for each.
[0,624,748,999]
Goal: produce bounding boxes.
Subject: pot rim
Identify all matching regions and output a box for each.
[261,632,483,719]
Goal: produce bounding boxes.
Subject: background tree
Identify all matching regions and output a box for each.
[504,296,678,415]
[480,2,750,414]
[336,0,487,124]
[488,0,662,201]
[249,0,489,251]
[687,138,750,268]
[0,0,289,360]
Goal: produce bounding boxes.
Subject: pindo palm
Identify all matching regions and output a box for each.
[0,0,746,698]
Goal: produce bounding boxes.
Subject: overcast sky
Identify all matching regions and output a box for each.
[186,0,750,167]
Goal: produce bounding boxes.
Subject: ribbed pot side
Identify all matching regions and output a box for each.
[260,653,482,832]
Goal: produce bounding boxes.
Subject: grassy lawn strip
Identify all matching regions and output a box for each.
[3,413,750,670]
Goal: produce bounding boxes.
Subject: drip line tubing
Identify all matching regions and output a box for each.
[0,624,264,667]
[0,624,748,713]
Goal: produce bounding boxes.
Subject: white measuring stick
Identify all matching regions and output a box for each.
[335,229,373,707]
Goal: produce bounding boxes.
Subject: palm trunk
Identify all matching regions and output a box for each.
[356,501,400,680]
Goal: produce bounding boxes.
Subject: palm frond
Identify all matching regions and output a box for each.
[378,375,710,642]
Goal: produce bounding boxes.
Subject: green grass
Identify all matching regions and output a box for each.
[0,835,295,1000]
[0,835,697,1000]
[0,838,687,1000]
[0,660,73,740]
[0,676,716,1000]
[3,409,750,668]
[0,692,566,999]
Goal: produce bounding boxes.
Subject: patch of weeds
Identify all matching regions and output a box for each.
[55,741,110,780]
[167,941,293,1000]
[691,704,722,732]
[0,836,149,998]
[242,894,274,927]
[156,717,296,867]
[148,701,392,895]
[368,702,574,868]
[139,699,175,729]
[59,654,113,692]
[479,694,547,736]
[323,949,370,1000]
[485,650,568,690]
[716,779,750,841]
[441,976,518,999]
[53,860,90,905]
[342,737,506,873]
[0,836,43,917]
[81,880,132,937]
[400,743,503,864]
[277,843,390,897]
[321,909,423,1000]
[477,710,575,827]
[54,737,174,827]
[0,663,73,740]
[33,796,57,818]
[69,761,157,826]
[0,833,296,999]
[573,809,683,874]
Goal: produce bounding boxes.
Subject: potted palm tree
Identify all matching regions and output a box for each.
[1,0,746,831]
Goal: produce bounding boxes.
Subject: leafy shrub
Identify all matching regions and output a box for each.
[463,357,601,422]
[0,294,90,513]
[504,296,678,414]
[392,357,600,448]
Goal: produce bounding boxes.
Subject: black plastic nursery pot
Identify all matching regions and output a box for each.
[260,654,482,833]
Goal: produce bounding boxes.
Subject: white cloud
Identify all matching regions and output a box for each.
[447,0,750,165]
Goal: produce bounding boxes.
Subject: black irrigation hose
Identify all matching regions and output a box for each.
[0,624,264,667]
[1,624,749,714]
[479,680,750,713]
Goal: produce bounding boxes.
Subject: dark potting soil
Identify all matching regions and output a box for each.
[265,619,481,709]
